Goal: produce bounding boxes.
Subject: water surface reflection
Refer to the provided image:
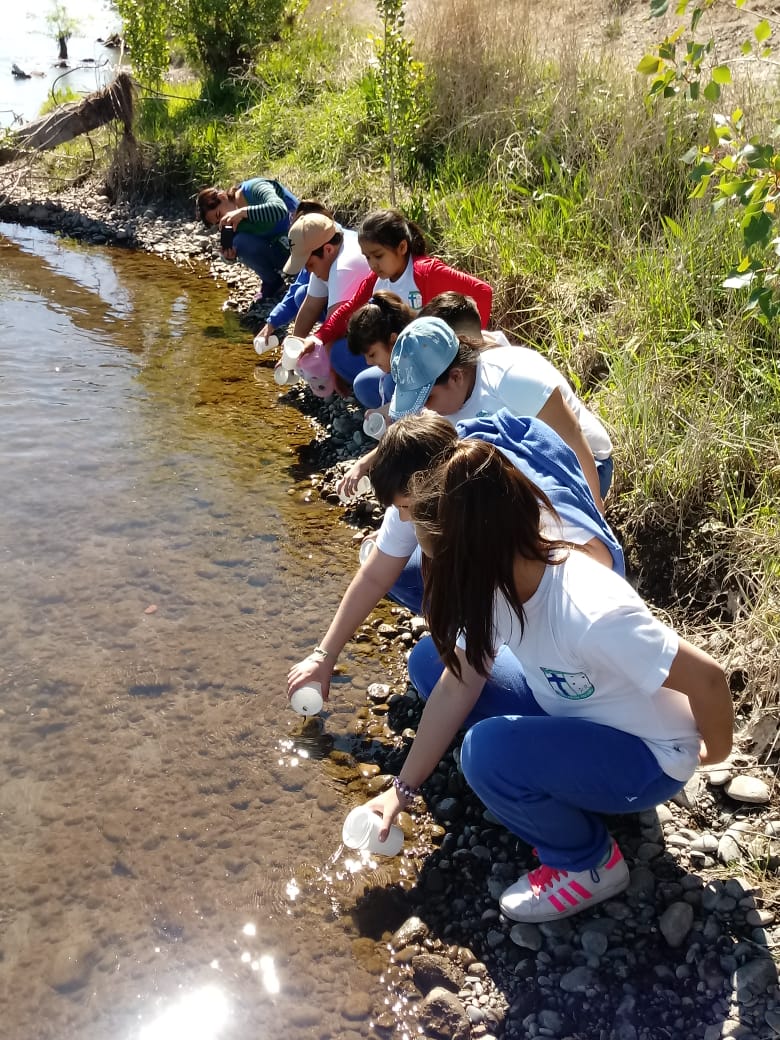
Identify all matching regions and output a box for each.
[0,224,407,1039]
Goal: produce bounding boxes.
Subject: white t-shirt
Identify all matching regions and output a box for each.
[375,256,423,310]
[375,504,591,560]
[459,550,699,782]
[445,344,613,460]
[307,229,370,307]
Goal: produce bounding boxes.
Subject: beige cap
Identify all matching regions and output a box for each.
[283,213,338,275]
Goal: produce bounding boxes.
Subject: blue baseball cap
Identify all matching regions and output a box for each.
[389,317,459,419]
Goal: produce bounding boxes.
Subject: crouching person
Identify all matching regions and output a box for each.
[364,440,734,923]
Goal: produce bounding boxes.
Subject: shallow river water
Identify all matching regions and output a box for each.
[0,224,413,1040]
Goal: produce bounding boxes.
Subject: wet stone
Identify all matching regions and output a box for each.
[418,987,471,1040]
[412,952,466,994]
[392,916,430,950]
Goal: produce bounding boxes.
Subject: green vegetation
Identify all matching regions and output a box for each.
[113,0,288,91]
[640,0,780,323]
[93,0,780,722]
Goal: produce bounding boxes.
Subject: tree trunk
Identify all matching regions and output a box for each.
[57,35,69,61]
[0,72,135,166]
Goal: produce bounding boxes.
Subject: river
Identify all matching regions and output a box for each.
[0,223,414,1040]
[2,0,120,130]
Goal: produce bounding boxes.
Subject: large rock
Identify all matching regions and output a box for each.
[725,775,771,804]
[418,987,471,1040]
[411,952,465,994]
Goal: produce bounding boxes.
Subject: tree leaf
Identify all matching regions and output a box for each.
[712,65,732,85]
[703,80,721,102]
[742,210,773,248]
[723,271,755,289]
[637,54,664,74]
[755,19,771,43]
[650,0,670,16]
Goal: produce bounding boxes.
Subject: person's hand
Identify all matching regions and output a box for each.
[299,336,319,360]
[219,207,246,229]
[221,246,237,261]
[336,457,368,500]
[258,322,275,343]
[364,784,406,843]
[287,654,334,702]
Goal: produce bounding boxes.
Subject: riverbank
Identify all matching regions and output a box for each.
[3,169,779,1039]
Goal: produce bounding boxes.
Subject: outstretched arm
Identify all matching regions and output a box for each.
[665,638,734,765]
[286,548,408,700]
[293,293,327,338]
[366,649,487,839]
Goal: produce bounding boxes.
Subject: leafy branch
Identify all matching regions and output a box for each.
[639,0,780,323]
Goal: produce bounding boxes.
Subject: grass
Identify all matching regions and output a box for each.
[24,0,780,730]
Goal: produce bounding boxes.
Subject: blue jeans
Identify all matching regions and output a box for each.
[234,233,290,298]
[408,635,683,871]
[352,367,395,409]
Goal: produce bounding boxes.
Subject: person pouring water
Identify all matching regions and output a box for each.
[360,439,733,923]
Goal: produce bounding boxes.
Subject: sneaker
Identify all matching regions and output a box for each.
[499,842,629,923]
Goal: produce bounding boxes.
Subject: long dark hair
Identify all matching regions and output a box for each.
[347,291,416,356]
[358,209,427,256]
[195,186,237,225]
[369,413,459,507]
[409,441,567,679]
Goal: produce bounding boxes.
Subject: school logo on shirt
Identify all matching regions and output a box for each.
[541,668,595,700]
[407,290,422,309]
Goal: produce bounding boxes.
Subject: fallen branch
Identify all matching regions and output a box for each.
[0,71,135,166]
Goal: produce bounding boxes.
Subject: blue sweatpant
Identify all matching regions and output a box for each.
[352,367,396,410]
[328,348,395,406]
[596,456,614,500]
[234,233,290,298]
[329,338,368,386]
[407,635,684,871]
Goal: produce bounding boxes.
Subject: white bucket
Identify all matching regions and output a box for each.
[342,806,404,857]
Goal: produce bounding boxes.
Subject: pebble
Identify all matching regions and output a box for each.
[509,923,542,951]
[659,902,694,947]
[559,966,595,993]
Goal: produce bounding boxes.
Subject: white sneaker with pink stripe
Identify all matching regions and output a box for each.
[499,841,630,923]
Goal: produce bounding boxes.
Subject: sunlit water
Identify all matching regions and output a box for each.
[0,224,413,1040]
[2,0,121,129]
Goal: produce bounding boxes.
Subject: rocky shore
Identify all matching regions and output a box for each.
[2,174,779,1040]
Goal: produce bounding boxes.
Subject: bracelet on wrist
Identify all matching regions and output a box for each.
[310,646,329,660]
[393,776,420,801]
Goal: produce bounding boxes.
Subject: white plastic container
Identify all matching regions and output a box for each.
[342,806,404,857]
[362,412,387,440]
[338,475,373,504]
[281,336,306,371]
[273,364,299,386]
[290,683,324,717]
[253,332,279,356]
[359,538,377,566]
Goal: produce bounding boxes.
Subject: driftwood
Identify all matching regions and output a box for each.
[0,72,135,166]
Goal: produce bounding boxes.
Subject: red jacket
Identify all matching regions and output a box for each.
[316,255,493,345]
